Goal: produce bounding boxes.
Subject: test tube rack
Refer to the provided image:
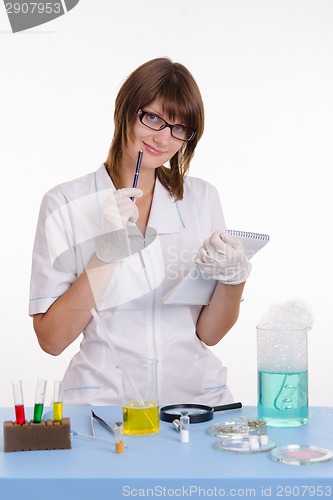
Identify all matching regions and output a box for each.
[3,418,71,452]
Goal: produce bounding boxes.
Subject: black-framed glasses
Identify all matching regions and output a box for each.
[138,109,196,142]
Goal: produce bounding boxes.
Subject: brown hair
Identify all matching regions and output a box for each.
[105,58,204,200]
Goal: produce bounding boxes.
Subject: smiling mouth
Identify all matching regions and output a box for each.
[143,142,165,155]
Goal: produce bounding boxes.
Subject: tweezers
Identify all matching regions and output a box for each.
[90,410,127,448]
[91,410,115,437]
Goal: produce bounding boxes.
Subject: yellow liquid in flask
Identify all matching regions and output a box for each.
[123,401,159,435]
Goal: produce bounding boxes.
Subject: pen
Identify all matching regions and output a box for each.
[130,150,143,201]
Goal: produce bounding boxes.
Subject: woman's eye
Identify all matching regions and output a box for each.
[147,114,158,122]
[173,125,185,132]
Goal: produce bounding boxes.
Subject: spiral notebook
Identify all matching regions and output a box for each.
[163,230,270,306]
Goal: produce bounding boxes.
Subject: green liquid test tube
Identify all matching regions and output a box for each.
[53,380,64,423]
[33,379,47,423]
[33,403,44,423]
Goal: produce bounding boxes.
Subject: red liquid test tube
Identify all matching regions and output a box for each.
[12,380,26,425]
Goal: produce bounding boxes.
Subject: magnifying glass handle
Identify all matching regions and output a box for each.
[213,402,242,412]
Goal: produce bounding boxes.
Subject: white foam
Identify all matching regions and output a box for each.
[257,299,314,372]
[257,299,314,331]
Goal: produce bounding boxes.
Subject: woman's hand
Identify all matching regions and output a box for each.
[102,188,143,228]
[96,188,143,263]
[194,230,251,285]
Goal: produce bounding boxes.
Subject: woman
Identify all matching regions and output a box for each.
[29,58,251,406]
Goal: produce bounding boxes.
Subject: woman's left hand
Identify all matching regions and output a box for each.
[194,231,252,285]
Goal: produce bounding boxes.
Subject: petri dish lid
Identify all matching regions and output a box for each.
[214,436,276,454]
[270,444,333,465]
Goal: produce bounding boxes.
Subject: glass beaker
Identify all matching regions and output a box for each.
[121,358,159,435]
[257,327,308,427]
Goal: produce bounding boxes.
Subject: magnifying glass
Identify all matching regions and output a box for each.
[160,402,242,424]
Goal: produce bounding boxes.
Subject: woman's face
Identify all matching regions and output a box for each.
[123,98,185,174]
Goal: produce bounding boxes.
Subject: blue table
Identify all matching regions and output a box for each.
[1,406,332,500]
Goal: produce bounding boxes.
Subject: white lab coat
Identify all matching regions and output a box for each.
[29,164,233,406]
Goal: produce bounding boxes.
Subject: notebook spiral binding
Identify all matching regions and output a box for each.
[226,229,270,241]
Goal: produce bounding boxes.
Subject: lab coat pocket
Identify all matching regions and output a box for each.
[201,367,228,392]
[63,369,104,405]
[63,365,123,405]
[192,366,233,406]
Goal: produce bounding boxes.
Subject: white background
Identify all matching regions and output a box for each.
[0,0,332,408]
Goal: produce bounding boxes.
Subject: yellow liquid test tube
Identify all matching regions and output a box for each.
[53,380,64,423]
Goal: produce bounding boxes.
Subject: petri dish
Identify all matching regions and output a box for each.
[270,444,333,466]
[214,436,276,454]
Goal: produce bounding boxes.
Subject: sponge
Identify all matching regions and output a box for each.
[3,418,71,452]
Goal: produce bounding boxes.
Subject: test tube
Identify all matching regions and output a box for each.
[114,421,124,454]
[33,379,47,423]
[53,380,64,423]
[180,412,190,443]
[12,380,26,425]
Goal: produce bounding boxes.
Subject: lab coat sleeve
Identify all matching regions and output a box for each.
[28,191,78,316]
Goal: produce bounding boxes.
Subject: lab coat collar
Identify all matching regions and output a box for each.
[95,164,185,235]
[95,163,115,191]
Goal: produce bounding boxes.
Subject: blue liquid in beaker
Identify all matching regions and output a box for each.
[258,370,308,427]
